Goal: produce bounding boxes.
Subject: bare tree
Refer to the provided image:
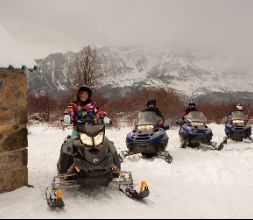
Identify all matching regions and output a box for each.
[69,44,102,88]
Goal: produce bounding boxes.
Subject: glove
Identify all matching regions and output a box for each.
[103,116,111,125]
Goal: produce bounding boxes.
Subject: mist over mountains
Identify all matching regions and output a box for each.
[28,46,253,102]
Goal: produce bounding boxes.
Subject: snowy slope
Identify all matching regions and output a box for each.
[1,124,253,218]
[0,24,36,69]
[97,46,253,94]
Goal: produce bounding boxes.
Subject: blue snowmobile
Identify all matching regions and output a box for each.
[122,111,172,163]
[179,111,223,151]
[224,111,252,143]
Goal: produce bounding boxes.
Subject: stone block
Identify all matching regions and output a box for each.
[0,68,28,193]
[0,148,28,170]
[0,167,28,193]
[0,128,28,152]
[0,123,18,134]
[0,70,27,107]
[0,108,15,123]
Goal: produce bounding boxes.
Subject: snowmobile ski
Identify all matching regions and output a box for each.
[46,169,149,209]
[157,151,173,163]
[121,150,172,163]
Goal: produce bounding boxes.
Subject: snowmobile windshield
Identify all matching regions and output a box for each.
[230,111,247,120]
[137,112,163,126]
[185,111,207,123]
[78,124,105,137]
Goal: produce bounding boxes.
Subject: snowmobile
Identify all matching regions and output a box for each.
[179,111,223,151]
[46,119,150,209]
[122,111,172,163]
[224,111,252,143]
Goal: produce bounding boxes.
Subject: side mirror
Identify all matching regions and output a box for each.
[163,120,170,130]
[176,119,184,126]
[63,114,72,126]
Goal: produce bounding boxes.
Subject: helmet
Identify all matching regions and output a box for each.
[188,101,196,111]
[146,99,157,108]
[77,86,92,98]
[77,86,93,104]
[188,101,196,108]
[236,103,243,111]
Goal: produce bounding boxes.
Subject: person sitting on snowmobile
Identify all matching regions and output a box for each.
[143,99,165,128]
[226,103,247,124]
[63,86,110,138]
[176,101,198,126]
[181,101,198,120]
[60,85,119,172]
[144,99,164,119]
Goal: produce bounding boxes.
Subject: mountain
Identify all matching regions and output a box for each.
[28,46,253,100]
[27,53,72,97]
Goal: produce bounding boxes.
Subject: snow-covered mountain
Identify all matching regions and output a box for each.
[29,46,253,99]
[27,53,72,97]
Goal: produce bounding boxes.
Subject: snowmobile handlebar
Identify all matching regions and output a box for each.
[63,115,112,126]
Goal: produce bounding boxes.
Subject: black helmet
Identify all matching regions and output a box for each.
[188,100,196,108]
[146,99,157,108]
[188,100,196,111]
[77,86,92,97]
[77,86,92,103]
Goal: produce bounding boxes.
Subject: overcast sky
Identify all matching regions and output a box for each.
[0,0,253,60]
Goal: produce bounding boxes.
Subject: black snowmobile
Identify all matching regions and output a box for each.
[46,120,150,209]
[224,111,252,143]
[122,111,172,163]
[178,111,223,151]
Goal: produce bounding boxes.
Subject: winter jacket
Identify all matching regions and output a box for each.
[64,98,107,127]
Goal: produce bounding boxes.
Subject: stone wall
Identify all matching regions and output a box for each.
[0,68,28,193]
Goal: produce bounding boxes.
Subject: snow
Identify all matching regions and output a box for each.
[0,24,36,69]
[1,123,253,218]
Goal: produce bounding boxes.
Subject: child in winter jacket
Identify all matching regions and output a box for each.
[64,86,107,138]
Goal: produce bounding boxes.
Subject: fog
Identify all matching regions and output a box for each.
[0,0,252,72]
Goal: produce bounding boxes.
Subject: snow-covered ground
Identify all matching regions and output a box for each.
[1,123,253,218]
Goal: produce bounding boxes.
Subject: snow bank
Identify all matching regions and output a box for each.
[1,124,253,218]
[0,24,36,69]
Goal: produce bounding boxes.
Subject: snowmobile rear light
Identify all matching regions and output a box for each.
[137,125,154,131]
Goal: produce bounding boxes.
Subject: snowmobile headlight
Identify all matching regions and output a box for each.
[137,125,154,131]
[233,120,245,126]
[94,132,104,146]
[191,122,205,127]
[80,133,93,146]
